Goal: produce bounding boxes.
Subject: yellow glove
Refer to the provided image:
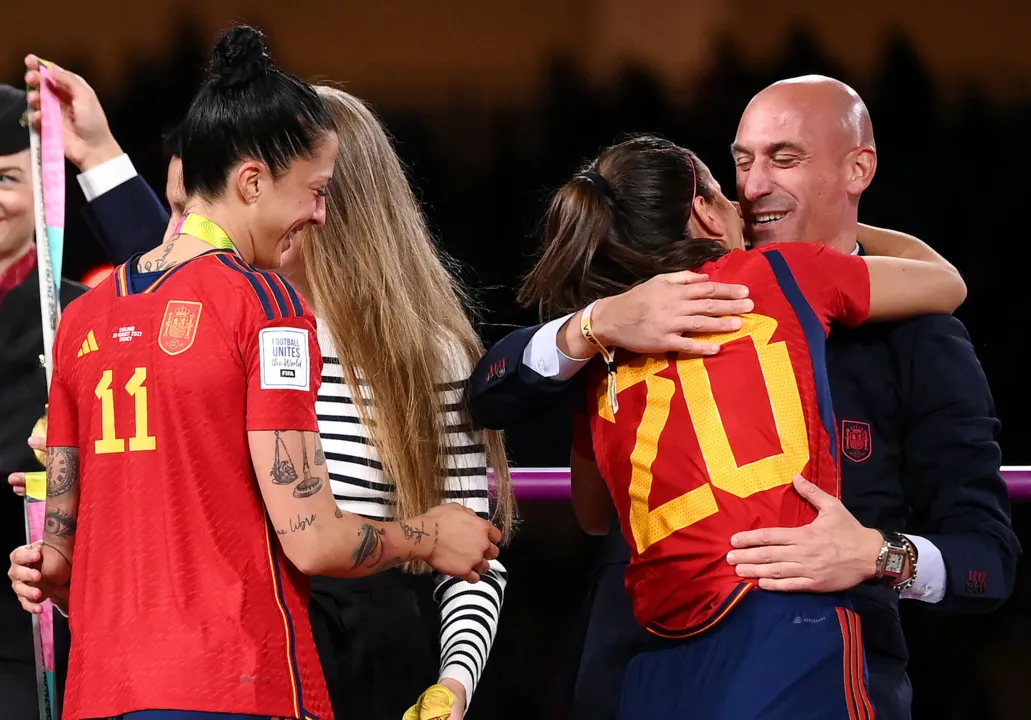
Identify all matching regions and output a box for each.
[402,683,456,720]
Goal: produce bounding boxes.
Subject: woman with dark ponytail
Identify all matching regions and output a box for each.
[24,25,501,720]
[521,135,968,719]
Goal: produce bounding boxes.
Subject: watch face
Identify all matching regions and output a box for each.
[885,551,905,575]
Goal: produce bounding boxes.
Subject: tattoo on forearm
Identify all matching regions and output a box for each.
[293,434,323,498]
[314,447,326,466]
[46,446,79,498]
[399,521,429,544]
[41,541,72,568]
[44,508,77,538]
[277,513,316,536]
[351,524,386,568]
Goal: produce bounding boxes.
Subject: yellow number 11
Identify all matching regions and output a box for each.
[95,368,157,454]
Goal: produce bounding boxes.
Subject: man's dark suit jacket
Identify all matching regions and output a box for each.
[0,267,86,719]
[467,304,1020,720]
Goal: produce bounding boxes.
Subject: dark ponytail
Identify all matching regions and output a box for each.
[519,134,729,318]
[178,25,334,199]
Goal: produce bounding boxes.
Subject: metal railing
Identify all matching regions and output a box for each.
[508,467,1031,501]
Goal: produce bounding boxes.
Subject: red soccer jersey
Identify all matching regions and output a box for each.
[574,243,871,639]
[46,250,332,720]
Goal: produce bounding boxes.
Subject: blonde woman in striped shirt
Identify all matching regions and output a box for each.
[278,85,515,720]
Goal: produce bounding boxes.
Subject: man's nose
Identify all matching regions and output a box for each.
[740,164,773,202]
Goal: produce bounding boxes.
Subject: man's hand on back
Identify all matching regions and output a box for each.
[24,54,122,171]
[564,270,753,358]
[726,475,885,592]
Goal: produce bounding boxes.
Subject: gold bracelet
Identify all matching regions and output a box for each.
[581,301,619,413]
[893,535,918,594]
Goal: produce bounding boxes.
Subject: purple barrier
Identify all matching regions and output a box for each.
[508,466,1031,502]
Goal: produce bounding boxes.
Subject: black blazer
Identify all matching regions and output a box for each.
[81,174,169,265]
[0,269,86,664]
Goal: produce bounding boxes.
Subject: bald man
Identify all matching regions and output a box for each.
[468,75,1017,719]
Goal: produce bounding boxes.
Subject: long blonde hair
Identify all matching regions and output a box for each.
[303,85,515,558]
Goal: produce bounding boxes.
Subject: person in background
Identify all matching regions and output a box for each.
[0,83,82,720]
[467,76,1019,720]
[12,52,514,720]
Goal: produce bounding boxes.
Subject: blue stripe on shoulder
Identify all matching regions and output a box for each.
[256,270,289,317]
[280,276,304,316]
[762,249,837,458]
[215,254,275,320]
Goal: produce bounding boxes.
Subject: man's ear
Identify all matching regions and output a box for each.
[847,147,877,195]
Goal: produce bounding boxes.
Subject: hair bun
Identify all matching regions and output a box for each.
[208,25,272,90]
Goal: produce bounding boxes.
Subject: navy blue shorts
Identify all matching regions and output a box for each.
[620,589,875,720]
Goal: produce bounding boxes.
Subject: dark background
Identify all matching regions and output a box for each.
[4,3,1031,718]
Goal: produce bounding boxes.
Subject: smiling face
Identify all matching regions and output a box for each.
[0,150,33,261]
[731,78,875,249]
[248,132,338,270]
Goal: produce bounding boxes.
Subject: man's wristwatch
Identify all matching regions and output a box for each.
[874,530,918,593]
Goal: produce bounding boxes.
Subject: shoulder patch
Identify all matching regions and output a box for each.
[259,327,310,391]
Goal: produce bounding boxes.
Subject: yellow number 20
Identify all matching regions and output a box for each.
[94,368,157,455]
[598,314,809,554]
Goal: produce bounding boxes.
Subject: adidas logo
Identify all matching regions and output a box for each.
[76,330,99,357]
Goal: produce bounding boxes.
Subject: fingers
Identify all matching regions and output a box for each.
[487,524,502,544]
[8,472,27,497]
[734,561,808,580]
[726,546,795,566]
[670,314,744,335]
[484,542,500,561]
[661,270,709,286]
[730,527,797,548]
[462,571,481,584]
[10,544,42,570]
[10,565,43,585]
[680,280,751,302]
[18,597,45,615]
[680,295,754,317]
[664,336,721,357]
[24,55,41,73]
[757,576,814,592]
[473,559,490,576]
[27,436,45,451]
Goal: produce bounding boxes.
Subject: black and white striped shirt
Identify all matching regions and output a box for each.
[315,325,506,704]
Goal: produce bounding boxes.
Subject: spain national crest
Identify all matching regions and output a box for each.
[841,420,872,463]
[159,301,203,356]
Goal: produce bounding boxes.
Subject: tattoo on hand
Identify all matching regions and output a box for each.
[351,524,386,568]
[44,508,77,538]
[399,521,429,544]
[46,446,79,498]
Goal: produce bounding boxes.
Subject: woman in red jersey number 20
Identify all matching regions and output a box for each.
[520,135,966,720]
